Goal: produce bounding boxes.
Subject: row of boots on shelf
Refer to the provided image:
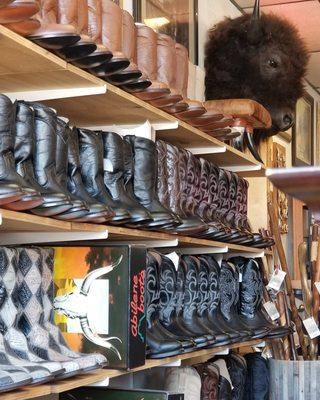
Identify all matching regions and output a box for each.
[163,352,268,400]
[146,252,290,359]
[0,246,106,393]
[0,0,271,146]
[0,94,272,248]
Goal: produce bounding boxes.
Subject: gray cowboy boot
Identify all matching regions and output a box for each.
[0,247,64,384]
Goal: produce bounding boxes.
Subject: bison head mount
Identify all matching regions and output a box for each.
[205,0,309,136]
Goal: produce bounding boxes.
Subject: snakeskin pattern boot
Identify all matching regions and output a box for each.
[17,248,107,373]
[0,247,64,384]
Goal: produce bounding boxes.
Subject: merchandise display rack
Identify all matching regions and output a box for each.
[0,25,272,399]
[3,339,263,400]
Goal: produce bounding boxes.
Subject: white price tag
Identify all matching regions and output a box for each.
[303,317,320,339]
[314,282,320,294]
[263,301,280,321]
[238,272,242,283]
[267,270,286,291]
[166,252,180,271]
[103,158,114,172]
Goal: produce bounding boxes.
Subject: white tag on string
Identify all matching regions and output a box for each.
[238,272,243,283]
[267,270,286,291]
[263,301,280,321]
[314,282,320,294]
[166,252,180,271]
[303,317,320,339]
[103,158,114,172]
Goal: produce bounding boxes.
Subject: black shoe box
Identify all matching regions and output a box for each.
[53,244,146,369]
[60,387,184,400]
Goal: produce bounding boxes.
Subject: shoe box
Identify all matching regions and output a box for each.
[52,244,146,369]
[60,387,184,400]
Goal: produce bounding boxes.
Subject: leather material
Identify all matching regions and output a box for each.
[226,353,247,400]
[102,131,152,224]
[77,128,130,224]
[27,102,74,216]
[0,0,39,24]
[146,251,182,358]
[180,255,216,344]
[67,127,114,223]
[218,375,232,400]
[194,363,219,400]
[243,353,269,400]
[3,17,40,36]
[164,367,202,400]
[124,135,177,227]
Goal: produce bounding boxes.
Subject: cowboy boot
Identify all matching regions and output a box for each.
[26,102,72,217]
[212,359,232,400]
[195,256,231,345]
[127,23,170,99]
[0,367,32,394]
[202,255,242,343]
[106,10,144,86]
[14,247,100,376]
[225,353,247,400]
[38,247,108,367]
[102,131,152,226]
[220,261,264,339]
[164,367,202,400]
[28,0,81,49]
[0,247,66,384]
[243,353,269,400]
[194,362,220,400]
[124,136,177,228]
[54,117,89,221]
[55,0,97,64]
[0,96,44,211]
[232,257,290,339]
[89,0,130,76]
[179,256,216,345]
[67,127,114,223]
[77,128,130,224]
[145,251,182,359]
[14,101,72,216]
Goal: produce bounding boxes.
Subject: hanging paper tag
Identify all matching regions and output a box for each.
[238,272,243,283]
[103,158,114,172]
[303,317,320,339]
[267,270,286,291]
[263,301,280,321]
[314,282,320,294]
[166,252,180,271]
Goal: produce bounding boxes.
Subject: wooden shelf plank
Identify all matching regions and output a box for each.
[1,339,262,400]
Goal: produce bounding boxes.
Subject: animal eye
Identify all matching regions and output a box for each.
[268,59,278,68]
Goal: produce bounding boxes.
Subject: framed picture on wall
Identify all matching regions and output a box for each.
[315,102,320,165]
[292,93,314,166]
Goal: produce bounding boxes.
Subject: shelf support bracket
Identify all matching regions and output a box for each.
[87,377,110,387]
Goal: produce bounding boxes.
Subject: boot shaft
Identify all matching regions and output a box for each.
[156,140,170,209]
[181,256,200,319]
[158,254,178,326]
[165,142,182,215]
[146,251,162,329]
[219,261,239,321]
[0,94,16,153]
[14,101,35,166]
[55,117,70,187]
[201,255,221,316]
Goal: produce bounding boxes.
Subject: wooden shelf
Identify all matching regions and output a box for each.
[0,25,264,177]
[2,339,262,400]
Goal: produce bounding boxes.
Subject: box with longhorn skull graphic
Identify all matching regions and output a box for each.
[53,245,146,369]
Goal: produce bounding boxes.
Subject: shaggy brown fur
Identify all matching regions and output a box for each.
[205,13,309,133]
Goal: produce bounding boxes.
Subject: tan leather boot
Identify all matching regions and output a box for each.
[28,0,81,49]
[0,0,40,36]
[55,0,97,63]
[133,24,171,101]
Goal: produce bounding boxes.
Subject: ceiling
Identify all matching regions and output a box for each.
[231,0,320,95]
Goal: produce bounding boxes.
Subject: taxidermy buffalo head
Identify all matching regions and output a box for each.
[204,0,309,135]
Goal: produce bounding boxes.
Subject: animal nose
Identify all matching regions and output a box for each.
[282,112,294,130]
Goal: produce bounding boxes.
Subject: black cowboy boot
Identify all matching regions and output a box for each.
[102,131,152,225]
[0,96,43,211]
[179,255,216,345]
[218,261,253,340]
[157,254,210,348]
[53,118,89,220]
[232,257,290,339]
[124,136,177,228]
[145,251,183,358]
[203,255,243,343]
[195,256,232,345]
[66,127,114,223]
[154,252,196,352]
[243,353,269,400]
[226,353,247,400]
[24,102,73,216]
[77,128,130,224]
[14,101,73,216]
